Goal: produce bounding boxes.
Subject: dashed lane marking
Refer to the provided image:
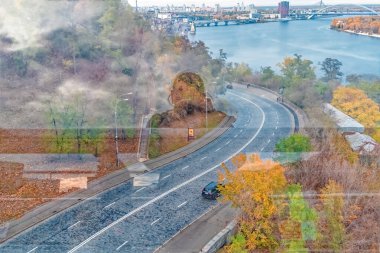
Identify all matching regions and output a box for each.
[135,187,146,193]
[162,174,171,180]
[68,221,81,230]
[116,241,128,251]
[177,201,188,208]
[150,218,161,226]
[26,247,38,253]
[67,91,266,253]
[104,202,116,209]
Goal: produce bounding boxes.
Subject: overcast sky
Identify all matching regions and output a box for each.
[135,0,380,7]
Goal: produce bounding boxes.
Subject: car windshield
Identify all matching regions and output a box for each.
[205,182,217,191]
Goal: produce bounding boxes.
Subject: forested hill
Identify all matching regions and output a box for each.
[331,16,380,35]
[0,0,226,129]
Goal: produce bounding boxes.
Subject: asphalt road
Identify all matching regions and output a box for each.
[0,89,293,253]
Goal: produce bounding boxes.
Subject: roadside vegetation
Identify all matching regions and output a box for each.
[219,54,380,252]
[0,1,230,224]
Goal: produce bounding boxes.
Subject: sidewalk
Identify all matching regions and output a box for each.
[156,204,237,253]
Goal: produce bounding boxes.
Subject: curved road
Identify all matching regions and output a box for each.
[0,89,293,253]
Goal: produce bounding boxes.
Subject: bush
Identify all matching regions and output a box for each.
[275,134,312,163]
[275,134,312,153]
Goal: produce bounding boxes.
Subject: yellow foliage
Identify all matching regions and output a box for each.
[331,132,359,164]
[318,180,345,252]
[62,59,74,70]
[331,87,380,129]
[219,154,287,252]
[372,128,380,143]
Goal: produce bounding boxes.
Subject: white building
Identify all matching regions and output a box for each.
[157,12,172,20]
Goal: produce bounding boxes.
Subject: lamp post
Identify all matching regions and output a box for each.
[279,86,285,103]
[115,92,133,168]
[205,90,208,129]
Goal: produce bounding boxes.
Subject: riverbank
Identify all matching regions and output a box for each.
[343,29,380,39]
[191,18,380,77]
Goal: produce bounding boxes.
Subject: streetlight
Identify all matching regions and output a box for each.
[115,92,133,168]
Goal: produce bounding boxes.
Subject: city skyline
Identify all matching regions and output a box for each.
[136,0,380,7]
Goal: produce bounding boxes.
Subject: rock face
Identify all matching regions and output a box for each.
[156,72,214,126]
[171,72,214,112]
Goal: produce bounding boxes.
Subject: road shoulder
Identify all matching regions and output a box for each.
[155,204,237,253]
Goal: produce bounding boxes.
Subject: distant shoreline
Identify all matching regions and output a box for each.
[335,29,380,39]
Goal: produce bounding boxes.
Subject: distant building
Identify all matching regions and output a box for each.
[278,1,290,18]
[215,4,221,13]
[157,12,172,20]
[262,13,281,19]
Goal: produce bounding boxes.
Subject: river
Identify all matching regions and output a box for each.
[190,18,380,78]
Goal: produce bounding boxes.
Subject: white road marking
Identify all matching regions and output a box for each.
[215,147,221,152]
[116,240,129,251]
[67,92,266,253]
[260,147,265,152]
[200,156,207,160]
[272,132,275,136]
[225,140,231,145]
[267,139,271,144]
[181,165,189,171]
[130,197,154,200]
[68,221,81,230]
[240,130,243,133]
[135,187,146,193]
[234,135,238,138]
[162,174,171,180]
[26,247,38,253]
[275,126,278,130]
[177,201,188,208]
[104,202,116,209]
[150,218,161,226]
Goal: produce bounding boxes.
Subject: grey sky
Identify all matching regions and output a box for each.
[136,0,380,7]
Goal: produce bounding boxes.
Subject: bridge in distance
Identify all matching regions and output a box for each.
[174,4,380,27]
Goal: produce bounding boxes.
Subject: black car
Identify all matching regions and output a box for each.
[226,84,233,89]
[202,181,222,200]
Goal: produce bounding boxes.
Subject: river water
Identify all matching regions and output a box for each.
[191,18,380,78]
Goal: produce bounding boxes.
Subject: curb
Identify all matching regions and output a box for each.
[153,204,223,253]
[0,116,236,243]
[199,219,237,253]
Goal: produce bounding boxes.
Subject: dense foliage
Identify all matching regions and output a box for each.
[331,87,380,143]
[331,16,380,35]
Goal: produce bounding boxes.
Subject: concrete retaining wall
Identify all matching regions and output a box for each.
[199,220,237,253]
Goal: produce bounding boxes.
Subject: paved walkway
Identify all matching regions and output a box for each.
[156,204,237,253]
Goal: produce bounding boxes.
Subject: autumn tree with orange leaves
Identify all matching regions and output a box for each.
[331,87,380,130]
[218,154,287,252]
